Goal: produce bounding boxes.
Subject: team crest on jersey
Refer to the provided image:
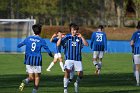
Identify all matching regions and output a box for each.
[76,39,79,42]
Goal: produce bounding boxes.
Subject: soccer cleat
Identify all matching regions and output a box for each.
[32,88,37,93]
[46,69,51,72]
[74,82,78,93]
[64,89,68,93]
[19,80,25,91]
[69,79,72,83]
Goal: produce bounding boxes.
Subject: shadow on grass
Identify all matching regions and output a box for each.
[0,73,140,93]
[81,73,135,87]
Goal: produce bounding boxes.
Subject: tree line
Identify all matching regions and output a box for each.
[0,0,140,27]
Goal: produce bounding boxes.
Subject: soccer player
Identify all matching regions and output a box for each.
[130,21,140,86]
[90,25,107,75]
[57,23,89,93]
[17,24,53,93]
[46,31,64,72]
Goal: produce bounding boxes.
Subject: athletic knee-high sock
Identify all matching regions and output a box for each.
[133,64,136,77]
[32,88,37,93]
[23,78,29,84]
[76,76,81,84]
[98,61,102,69]
[135,70,139,84]
[47,62,54,70]
[69,70,74,81]
[93,61,99,69]
[59,62,64,71]
[64,78,69,88]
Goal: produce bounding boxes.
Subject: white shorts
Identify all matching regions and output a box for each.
[64,60,83,71]
[26,65,42,73]
[93,51,104,58]
[134,55,140,64]
[54,53,62,58]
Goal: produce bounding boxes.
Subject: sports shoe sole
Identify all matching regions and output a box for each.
[19,82,25,91]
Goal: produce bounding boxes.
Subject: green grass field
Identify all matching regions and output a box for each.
[0,53,140,93]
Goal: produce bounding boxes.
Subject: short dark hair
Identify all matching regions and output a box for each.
[136,21,140,29]
[69,23,79,31]
[98,25,104,30]
[56,30,62,34]
[32,24,42,35]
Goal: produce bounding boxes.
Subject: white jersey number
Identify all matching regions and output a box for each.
[96,34,103,42]
[31,42,36,51]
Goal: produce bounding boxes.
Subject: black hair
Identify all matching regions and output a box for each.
[57,30,62,33]
[55,30,62,34]
[136,21,140,29]
[98,25,104,30]
[32,24,42,35]
[69,23,79,31]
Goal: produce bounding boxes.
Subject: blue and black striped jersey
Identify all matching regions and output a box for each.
[131,30,140,54]
[61,34,83,61]
[17,35,51,66]
[90,31,107,51]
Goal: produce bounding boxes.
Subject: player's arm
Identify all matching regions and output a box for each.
[130,32,136,53]
[44,46,53,57]
[17,39,26,48]
[90,33,94,49]
[130,40,134,46]
[104,33,107,51]
[57,32,62,46]
[42,40,53,57]
[130,32,136,49]
[77,33,88,46]
[57,32,67,47]
[130,40,134,53]
[50,33,57,42]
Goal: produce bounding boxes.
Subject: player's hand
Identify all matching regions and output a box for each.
[48,52,53,58]
[77,33,82,37]
[61,33,66,38]
[52,33,57,37]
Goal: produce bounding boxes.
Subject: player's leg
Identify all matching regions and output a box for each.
[133,63,136,77]
[74,71,83,93]
[63,60,73,93]
[19,74,34,91]
[32,73,41,93]
[132,53,136,77]
[93,51,100,75]
[97,51,104,75]
[135,64,140,86]
[19,65,34,91]
[69,66,75,82]
[64,70,70,93]
[74,61,83,93]
[134,55,140,86]
[32,66,41,93]
[93,51,99,68]
[98,51,104,69]
[46,54,58,71]
[58,53,64,72]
